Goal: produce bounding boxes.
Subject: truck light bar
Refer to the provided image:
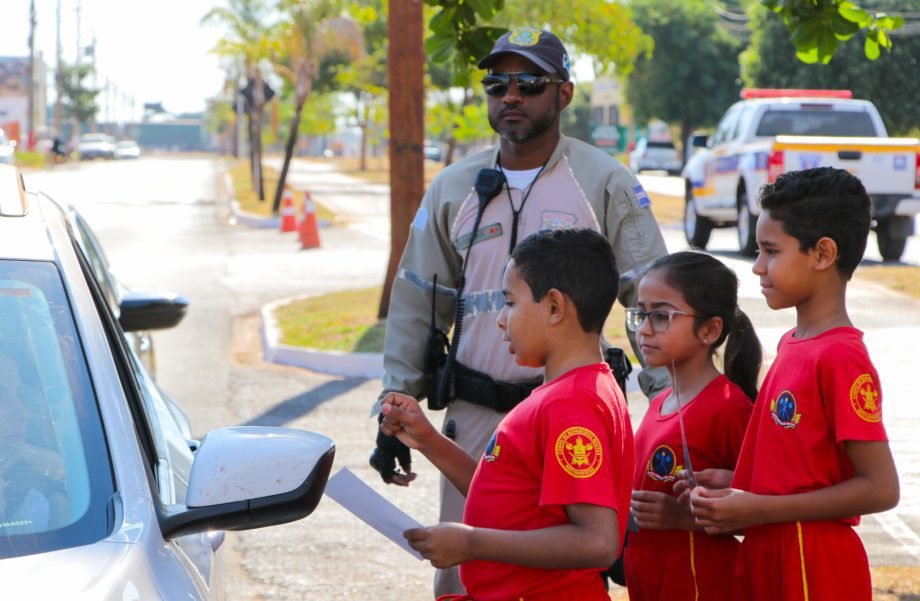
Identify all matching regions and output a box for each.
[741,89,853,99]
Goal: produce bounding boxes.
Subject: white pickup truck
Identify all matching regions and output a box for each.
[682,89,920,261]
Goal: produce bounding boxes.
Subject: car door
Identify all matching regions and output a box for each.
[73,229,222,599]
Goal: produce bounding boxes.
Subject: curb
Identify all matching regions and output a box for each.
[260,297,385,379]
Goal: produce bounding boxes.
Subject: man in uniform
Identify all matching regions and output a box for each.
[370,27,668,596]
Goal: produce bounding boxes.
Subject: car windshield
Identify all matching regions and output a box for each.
[0,260,114,559]
[755,108,878,137]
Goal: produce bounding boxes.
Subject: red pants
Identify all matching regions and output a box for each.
[624,528,744,600]
[437,573,608,601]
[738,521,871,601]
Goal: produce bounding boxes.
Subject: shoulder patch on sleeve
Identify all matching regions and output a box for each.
[555,426,603,478]
[850,373,882,423]
[411,206,429,231]
[633,184,651,208]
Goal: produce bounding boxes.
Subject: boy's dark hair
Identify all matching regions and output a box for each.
[511,228,619,334]
[759,167,871,279]
[646,251,763,402]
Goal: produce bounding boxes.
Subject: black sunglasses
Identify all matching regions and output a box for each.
[481,72,566,97]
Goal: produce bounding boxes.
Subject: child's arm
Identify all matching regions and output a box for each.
[380,392,477,496]
[691,440,899,535]
[404,504,619,569]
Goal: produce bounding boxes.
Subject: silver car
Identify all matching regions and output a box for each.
[628,138,683,175]
[0,165,335,598]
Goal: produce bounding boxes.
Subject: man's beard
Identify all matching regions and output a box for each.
[489,93,560,144]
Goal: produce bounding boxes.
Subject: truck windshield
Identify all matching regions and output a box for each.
[756,109,878,137]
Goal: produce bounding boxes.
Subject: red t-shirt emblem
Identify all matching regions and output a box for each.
[850,373,881,423]
[554,426,603,478]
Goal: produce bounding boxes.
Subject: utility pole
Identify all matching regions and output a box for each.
[379,0,424,318]
[27,0,36,150]
[53,0,63,139]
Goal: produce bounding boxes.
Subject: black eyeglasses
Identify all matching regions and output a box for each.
[481,72,566,97]
[625,308,703,333]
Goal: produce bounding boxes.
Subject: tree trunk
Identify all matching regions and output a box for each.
[251,72,266,202]
[273,60,313,214]
[379,0,424,319]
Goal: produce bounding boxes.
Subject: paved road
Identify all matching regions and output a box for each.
[21,157,920,599]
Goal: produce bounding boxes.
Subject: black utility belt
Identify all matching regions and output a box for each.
[452,361,540,413]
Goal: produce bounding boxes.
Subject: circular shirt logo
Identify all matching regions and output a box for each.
[554,426,603,478]
[647,445,678,482]
[850,373,881,423]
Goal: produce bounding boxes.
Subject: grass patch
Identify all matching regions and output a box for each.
[274,287,386,353]
[15,150,47,169]
[648,190,684,225]
[310,155,444,187]
[274,283,635,361]
[856,264,920,301]
[228,159,336,224]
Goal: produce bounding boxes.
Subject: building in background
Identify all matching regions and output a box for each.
[589,76,624,155]
[0,55,48,148]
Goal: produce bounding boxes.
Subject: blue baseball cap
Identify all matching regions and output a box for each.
[478,27,571,81]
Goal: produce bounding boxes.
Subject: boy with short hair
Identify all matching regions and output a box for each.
[380,227,633,601]
[689,167,900,601]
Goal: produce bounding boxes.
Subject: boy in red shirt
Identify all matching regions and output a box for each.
[380,228,633,601]
[688,167,900,601]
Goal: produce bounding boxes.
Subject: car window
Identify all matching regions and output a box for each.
[711,105,742,146]
[70,211,120,311]
[0,260,114,559]
[646,141,675,149]
[755,109,878,137]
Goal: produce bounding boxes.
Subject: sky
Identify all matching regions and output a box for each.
[1,0,228,117]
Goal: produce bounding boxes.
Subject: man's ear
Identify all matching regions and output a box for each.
[558,81,574,111]
[545,288,568,324]
[813,236,839,272]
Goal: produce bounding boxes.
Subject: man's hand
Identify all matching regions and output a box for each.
[370,414,416,486]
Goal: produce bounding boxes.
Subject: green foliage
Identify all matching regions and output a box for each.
[424,0,506,87]
[761,0,904,63]
[58,63,99,126]
[625,0,742,141]
[743,8,920,135]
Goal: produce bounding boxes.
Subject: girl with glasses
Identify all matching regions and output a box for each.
[623,251,762,600]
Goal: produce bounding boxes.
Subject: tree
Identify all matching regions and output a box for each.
[202,0,277,201]
[761,0,904,64]
[424,0,653,84]
[58,62,99,128]
[625,0,743,148]
[742,5,920,135]
[272,0,363,214]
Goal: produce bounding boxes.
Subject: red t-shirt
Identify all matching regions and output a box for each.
[460,363,634,601]
[632,374,752,497]
[732,328,888,525]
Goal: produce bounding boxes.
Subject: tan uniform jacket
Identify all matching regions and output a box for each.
[375,135,668,410]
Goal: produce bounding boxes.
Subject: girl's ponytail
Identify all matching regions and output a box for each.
[723,308,762,402]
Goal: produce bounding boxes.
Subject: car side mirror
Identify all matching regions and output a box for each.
[119,291,189,331]
[163,426,335,539]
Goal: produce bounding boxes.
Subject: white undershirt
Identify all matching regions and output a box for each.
[501,166,542,191]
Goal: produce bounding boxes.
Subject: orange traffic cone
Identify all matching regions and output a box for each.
[280,186,297,232]
[298,190,321,249]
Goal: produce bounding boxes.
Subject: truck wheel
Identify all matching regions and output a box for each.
[737,188,758,256]
[877,229,907,262]
[684,188,713,249]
